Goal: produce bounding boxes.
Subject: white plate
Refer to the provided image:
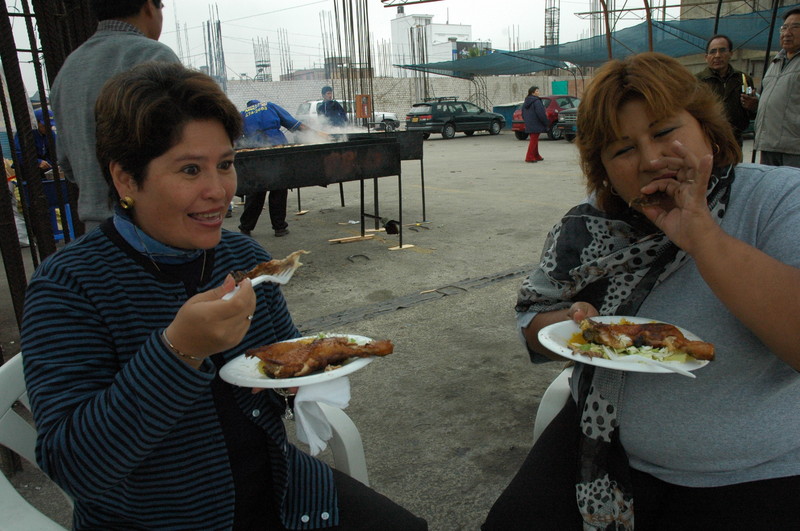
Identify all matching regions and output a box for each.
[220,334,375,388]
[537,316,710,375]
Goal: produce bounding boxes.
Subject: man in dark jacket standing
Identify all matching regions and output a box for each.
[696,34,756,150]
[317,86,347,127]
[522,86,548,163]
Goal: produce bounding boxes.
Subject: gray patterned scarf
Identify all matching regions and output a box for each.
[517,166,734,529]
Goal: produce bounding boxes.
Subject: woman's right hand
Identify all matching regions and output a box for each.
[566,302,599,323]
[164,275,257,364]
[524,302,599,359]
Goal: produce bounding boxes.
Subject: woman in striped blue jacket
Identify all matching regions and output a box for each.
[20,61,426,531]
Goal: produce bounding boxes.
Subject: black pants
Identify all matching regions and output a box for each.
[239,189,288,232]
[483,399,800,530]
[331,469,427,530]
[253,468,427,530]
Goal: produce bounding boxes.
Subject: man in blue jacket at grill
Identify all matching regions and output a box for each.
[237,100,314,237]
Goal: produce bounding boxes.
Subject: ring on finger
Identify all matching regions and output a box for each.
[685,178,696,184]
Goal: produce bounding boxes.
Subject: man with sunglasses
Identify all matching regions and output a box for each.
[696,34,756,149]
[752,7,800,168]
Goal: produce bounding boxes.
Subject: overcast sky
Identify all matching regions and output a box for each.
[5,0,656,95]
[157,0,644,79]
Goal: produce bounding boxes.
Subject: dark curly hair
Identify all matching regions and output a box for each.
[575,52,740,215]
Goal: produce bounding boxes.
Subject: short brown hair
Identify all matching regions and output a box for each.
[95,61,243,205]
[576,52,740,214]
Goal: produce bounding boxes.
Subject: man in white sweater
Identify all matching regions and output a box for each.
[51,0,180,229]
[751,7,800,168]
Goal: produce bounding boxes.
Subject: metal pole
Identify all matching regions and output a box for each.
[397,172,403,248]
[419,160,427,222]
[0,0,56,259]
[753,0,781,163]
[372,178,380,229]
[598,0,613,60]
[762,0,781,79]
[359,179,366,238]
[643,0,653,51]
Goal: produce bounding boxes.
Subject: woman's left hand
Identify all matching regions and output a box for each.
[637,140,721,254]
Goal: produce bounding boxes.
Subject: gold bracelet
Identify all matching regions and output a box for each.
[161,329,201,361]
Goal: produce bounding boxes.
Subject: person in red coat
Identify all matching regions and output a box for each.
[522,86,548,163]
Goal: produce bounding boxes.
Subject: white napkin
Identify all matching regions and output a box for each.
[293,376,351,455]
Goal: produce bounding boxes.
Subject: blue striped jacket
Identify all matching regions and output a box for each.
[21,224,338,529]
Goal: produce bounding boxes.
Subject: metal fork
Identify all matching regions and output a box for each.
[222,267,298,301]
[627,355,697,378]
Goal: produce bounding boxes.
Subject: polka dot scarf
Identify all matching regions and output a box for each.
[517,166,734,529]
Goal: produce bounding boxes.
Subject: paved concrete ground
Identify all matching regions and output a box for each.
[2,132,755,530]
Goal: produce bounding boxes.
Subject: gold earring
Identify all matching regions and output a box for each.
[603,180,620,197]
[120,196,135,209]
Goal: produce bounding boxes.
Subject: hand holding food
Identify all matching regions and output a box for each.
[740,92,758,111]
[566,301,599,323]
[231,250,309,284]
[636,141,721,253]
[165,275,256,364]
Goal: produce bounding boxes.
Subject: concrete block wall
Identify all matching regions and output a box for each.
[224,48,766,124]
[224,74,585,121]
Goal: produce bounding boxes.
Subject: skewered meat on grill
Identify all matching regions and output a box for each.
[580,319,715,360]
[246,336,394,378]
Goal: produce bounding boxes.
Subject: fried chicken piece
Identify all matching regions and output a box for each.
[247,337,394,378]
[628,191,668,208]
[231,250,309,283]
[580,319,715,360]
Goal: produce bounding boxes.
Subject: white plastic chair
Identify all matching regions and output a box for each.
[319,403,370,486]
[532,367,573,444]
[0,353,69,530]
[1,352,369,530]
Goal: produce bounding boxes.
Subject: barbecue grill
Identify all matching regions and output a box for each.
[235,131,425,246]
[235,135,400,193]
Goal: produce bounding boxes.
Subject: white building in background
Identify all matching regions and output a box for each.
[390,10,490,77]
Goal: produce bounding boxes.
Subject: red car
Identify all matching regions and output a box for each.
[512,95,580,141]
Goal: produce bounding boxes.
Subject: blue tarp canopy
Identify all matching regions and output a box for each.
[399,51,567,78]
[397,4,798,78]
